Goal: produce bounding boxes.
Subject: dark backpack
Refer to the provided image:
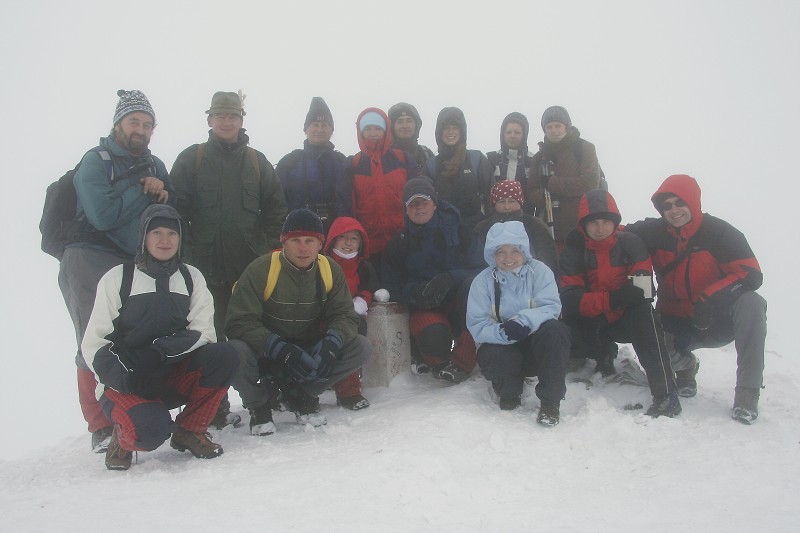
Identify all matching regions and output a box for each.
[40,147,114,260]
[572,138,608,191]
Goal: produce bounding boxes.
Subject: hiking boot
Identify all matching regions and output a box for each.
[170,428,224,459]
[209,395,242,430]
[285,388,327,427]
[92,426,114,453]
[594,356,616,378]
[433,361,469,384]
[566,357,586,374]
[645,392,682,418]
[731,386,760,425]
[337,394,371,411]
[105,425,132,471]
[248,405,276,436]
[411,359,431,374]
[676,361,700,398]
[537,402,560,427]
[499,396,521,411]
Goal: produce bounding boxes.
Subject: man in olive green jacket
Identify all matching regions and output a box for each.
[226,209,371,436]
[171,91,287,427]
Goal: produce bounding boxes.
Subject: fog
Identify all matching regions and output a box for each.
[0,0,796,459]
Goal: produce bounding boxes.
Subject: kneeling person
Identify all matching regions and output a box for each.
[559,190,680,418]
[227,209,371,435]
[466,221,570,427]
[83,205,240,471]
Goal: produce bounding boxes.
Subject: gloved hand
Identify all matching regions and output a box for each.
[692,298,715,331]
[609,284,645,309]
[310,330,344,381]
[127,347,164,399]
[500,319,531,341]
[353,296,368,316]
[264,334,320,383]
[411,273,454,309]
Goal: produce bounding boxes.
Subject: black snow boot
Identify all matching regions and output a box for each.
[732,387,760,425]
[676,360,700,398]
[248,405,276,436]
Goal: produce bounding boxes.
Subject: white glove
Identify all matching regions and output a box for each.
[353,296,368,316]
[373,289,390,303]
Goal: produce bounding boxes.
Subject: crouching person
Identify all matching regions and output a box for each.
[559,190,680,418]
[466,221,569,427]
[82,205,239,471]
[226,209,371,436]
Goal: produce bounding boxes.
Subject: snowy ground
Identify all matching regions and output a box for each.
[1,339,797,532]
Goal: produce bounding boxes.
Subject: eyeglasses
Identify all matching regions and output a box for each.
[660,198,687,212]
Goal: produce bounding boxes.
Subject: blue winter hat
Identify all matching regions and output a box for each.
[358,111,386,132]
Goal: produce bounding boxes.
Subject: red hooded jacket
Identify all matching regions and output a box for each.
[624,174,762,319]
[324,216,379,304]
[348,108,417,255]
[559,189,653,323]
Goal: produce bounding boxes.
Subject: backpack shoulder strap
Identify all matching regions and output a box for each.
[263,250,283,301]
[247,147,260,177]
[194,143,206,174]
[88,146,114,181]
[317,255,333,293]
[468,150,481,174]
[572,138,584,166]
[119,262,135,307]
[179,264,194,296]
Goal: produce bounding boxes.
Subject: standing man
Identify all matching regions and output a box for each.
[388,102,435,168]
[625,174,767,424]
[528,106,602,250]
[170,91,287,428]
[226,209,372,436]
[276,97,350,235]
[59,89,172,453]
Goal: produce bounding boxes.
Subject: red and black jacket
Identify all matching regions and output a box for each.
[624,174,762,319]
[559,190,652,323]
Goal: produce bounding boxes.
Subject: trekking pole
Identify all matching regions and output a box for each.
[540,160,555,239]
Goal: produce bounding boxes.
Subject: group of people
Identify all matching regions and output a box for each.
[55,89,767,472]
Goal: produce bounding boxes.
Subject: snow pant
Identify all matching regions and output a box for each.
[98,342,239,452]
[229,335,372,410]
[59,246,125,433]
[477,319,570,405]
[564,302,676,397]
[661,291,767,389]
[408,275,477,371]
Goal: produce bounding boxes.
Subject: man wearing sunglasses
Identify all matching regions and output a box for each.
[625,174,766,424]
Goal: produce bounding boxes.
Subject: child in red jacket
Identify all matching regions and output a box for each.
[324,217,379,410]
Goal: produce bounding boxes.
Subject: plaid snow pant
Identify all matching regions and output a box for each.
[99,343,238,452]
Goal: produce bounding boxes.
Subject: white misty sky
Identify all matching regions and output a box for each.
[0,0,797,458]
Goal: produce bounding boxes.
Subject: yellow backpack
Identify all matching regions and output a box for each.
[263,250,333,301]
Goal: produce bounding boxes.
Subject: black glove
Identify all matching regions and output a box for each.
[310,330,344,381]
[500,319,531,341]
[412,273,454,309]
[264,334,320,383]
[609,284,645,310]
[692,298,715,331]
[127,347,164,399]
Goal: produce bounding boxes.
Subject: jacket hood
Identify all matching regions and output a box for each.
[136,204,185,264]
[499,112,529,152]
[651,174,704,234]
[577,189,622,233]
[325,216,370,259]
[434,107,467,152]
[484,221,533,265]
[388,102,423,140]
[356,107,392,155]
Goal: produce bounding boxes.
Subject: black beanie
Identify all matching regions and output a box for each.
[403,177,438,206]
[540,106,572,131]
[147,216,181,233]
[304,97,334,131]
[281,208,325,243]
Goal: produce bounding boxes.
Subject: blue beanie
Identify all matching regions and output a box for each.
[358,111,386,132]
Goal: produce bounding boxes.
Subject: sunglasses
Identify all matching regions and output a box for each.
[660,198,687,212]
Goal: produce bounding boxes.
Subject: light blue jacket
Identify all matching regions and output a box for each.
[467,221,561,345]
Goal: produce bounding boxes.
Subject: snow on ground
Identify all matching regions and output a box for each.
[1,340,798,532]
